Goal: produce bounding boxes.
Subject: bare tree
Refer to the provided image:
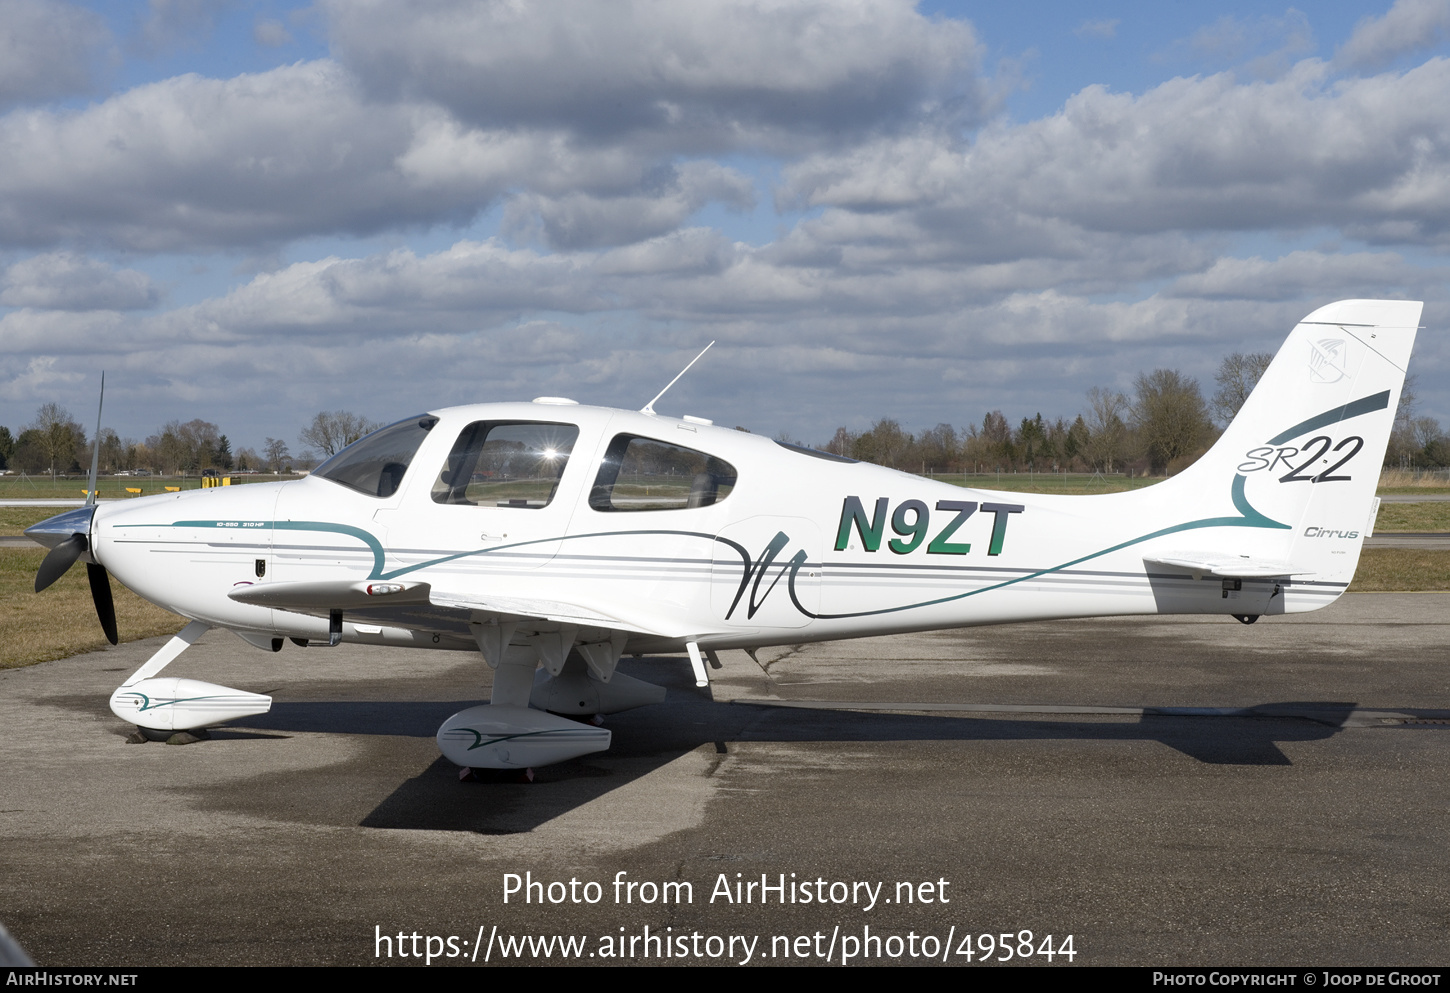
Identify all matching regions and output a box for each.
[823,427,856,457]
[1082,387,1130,473]
[28,403,83,478]
[852,418,911,469]
[77,428,124,474]
[1398,374,1418,428]
[1413,416,1444,452]
[1386,374,1420,467]
[916,423,959,472]
[974,410,1014,467]
[1211,352,1274,426]
[300,411,380,457]
[1131,370,1212,474]
[146,419,220,475]
[264,437,290,472]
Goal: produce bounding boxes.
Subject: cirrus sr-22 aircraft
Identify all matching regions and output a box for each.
[28,300,1422,773]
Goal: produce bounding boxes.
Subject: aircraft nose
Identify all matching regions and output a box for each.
[26,503,117,644]
[24,506,95,551]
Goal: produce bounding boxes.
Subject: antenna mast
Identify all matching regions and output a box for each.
[641,341,715,416]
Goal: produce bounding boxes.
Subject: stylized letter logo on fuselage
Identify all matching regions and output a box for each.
[724,530,806,621]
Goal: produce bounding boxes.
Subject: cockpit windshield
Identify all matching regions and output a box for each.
[313,414,438,497]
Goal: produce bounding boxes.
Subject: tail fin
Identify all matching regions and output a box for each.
[1156,299,1421,608]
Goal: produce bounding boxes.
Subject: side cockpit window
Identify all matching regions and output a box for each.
[432,421,579,508]
[590,434,737,511]
[314,415,437,498]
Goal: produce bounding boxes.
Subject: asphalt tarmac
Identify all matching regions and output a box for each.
[3,593,1450,967]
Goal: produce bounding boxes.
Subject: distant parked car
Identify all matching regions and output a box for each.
[200,469,220,478]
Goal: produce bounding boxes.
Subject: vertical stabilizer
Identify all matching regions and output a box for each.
[1152,300,1421,607]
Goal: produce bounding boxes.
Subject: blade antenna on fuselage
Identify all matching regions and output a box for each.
[85,371,104,508]
[641,341,714,416]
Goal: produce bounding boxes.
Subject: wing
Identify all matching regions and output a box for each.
[226,580,684,639]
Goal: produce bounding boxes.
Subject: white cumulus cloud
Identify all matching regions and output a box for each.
[1,252,158,310]
[1339,0,1450,69]
[0,0,112,111]
[324,0,990,149]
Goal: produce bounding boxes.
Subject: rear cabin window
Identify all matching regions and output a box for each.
[589,434,737,511]
[432,421,579,508]
[314,415,438,498]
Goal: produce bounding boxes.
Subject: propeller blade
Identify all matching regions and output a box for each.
[86,563,118,646]
[35,533,87,593]
[86,371,104,508]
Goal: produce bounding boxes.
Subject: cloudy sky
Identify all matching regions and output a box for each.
[2,0,1449,454]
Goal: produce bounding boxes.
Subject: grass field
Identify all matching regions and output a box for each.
[1376,468,1450,494]
[0,548,184,669]
[1348,549,1450,592]
[0,473,291,500]
[1372,502,1450,531]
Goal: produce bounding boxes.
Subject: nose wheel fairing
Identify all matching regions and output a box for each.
[105,621,272,733]
[110,678,272,733]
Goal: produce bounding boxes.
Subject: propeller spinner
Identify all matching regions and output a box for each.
[27,505,118,645]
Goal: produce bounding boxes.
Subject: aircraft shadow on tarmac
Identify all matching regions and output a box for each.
[36,668,1446,835]
[227,691,1392,834]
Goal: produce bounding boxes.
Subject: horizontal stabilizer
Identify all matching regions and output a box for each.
[1144,553,1306,579]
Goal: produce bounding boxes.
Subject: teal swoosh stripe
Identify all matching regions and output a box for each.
[446,727,604,751]
[273,521,387,576]
[375,529,744,582]
[123,520,744,582]
[1266,391,1390,445]
[118,692,231,712]
[792,474,1291,620]
[118,519,389,577]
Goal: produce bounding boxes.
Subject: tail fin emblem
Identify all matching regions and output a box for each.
[1308,338,1346,384]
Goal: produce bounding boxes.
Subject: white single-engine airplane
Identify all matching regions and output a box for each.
[29,300,1421,771]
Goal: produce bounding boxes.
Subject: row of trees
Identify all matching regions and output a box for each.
[2,357,1446,478]
[0,410,380,478]
[814,354,1449,476]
